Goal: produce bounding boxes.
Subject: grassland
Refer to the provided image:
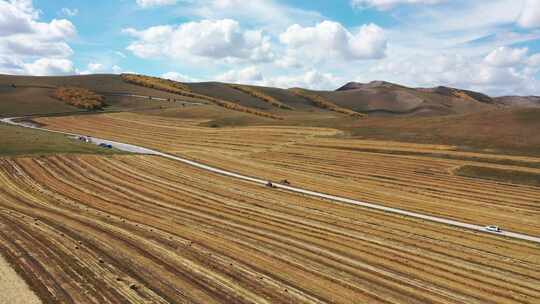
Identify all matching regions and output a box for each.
[0,123,120,157]
[37,113,540,236]
[0,154,538,303]
[290,88,366,117]
[455,165,540,187]
[121,74,283,120]
[347,108,540,156]
[229,84,294,110]
[52,87,105,110]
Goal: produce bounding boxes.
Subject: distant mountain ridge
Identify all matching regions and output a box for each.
[1,74,539,120]
[335,81,540,110]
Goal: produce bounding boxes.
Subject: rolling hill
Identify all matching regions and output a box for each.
[2,74,538,118]
[2,73,540,155]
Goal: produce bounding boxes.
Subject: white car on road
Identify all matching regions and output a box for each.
[485,225,501,233]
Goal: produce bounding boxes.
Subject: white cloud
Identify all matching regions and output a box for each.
[280,21,387,64]
[60,8,78,17]
[366,46,540,96]
[264,70,341,90]
[0,0,38,36]
[136,0,177,8]
[88,63,104,72]
[124,19,273,63]
[518,0,540,28]
[351,0,445,10]
[190,0,322,34]
[23,58,74,76]
[161,71,198,82]
[112,65,122,74]
[484,47,528,67]
[79,62,124,75]
[528,53,540,67]
[0,0,76,75]
[217,66,263,83]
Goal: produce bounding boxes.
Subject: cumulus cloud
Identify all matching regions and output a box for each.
[161,71,198,82]
[217,66,263,83]
[367,46,540,96]
[0,0,38,36]
[264,70,341,90]
[136,0,177,8]
[351,0,445,10]
[517,0,540,28]
[484,47,528,67]
[215,66,340,90]
[79,62,123,75]
[191,0,322,33]
[279,21,386,65]
[124,19,273,63]
[0,0,76,75]
[528,53,540,67]
[23,58,74,76]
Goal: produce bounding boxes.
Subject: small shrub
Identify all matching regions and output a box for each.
[52,87,105,110]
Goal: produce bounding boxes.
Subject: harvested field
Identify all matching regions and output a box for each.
[37,113,540,236]
[0,154,539,303]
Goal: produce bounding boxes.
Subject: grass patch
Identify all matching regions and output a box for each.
[289,88,366,117]
[0,123,122,157]
[455,165,540,187]
[52,87,105,110]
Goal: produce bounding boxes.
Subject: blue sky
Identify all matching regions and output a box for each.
[1,0,540,96]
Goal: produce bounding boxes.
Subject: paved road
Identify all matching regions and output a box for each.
[3,117,540,245]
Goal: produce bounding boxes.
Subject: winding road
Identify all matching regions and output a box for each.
[2,116,540,245]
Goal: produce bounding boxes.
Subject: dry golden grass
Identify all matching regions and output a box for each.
[0,154,539,303]
[289,88,366,117]
[52,87,105,110]
[37,113,540,236]
[121,74,283,120]
[229,84,294,110]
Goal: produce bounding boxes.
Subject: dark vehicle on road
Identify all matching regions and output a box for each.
[99,143,113,149]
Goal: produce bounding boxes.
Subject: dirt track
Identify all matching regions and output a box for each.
[1,154,539,303]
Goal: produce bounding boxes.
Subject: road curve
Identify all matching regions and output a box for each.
[3,117,540,245]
